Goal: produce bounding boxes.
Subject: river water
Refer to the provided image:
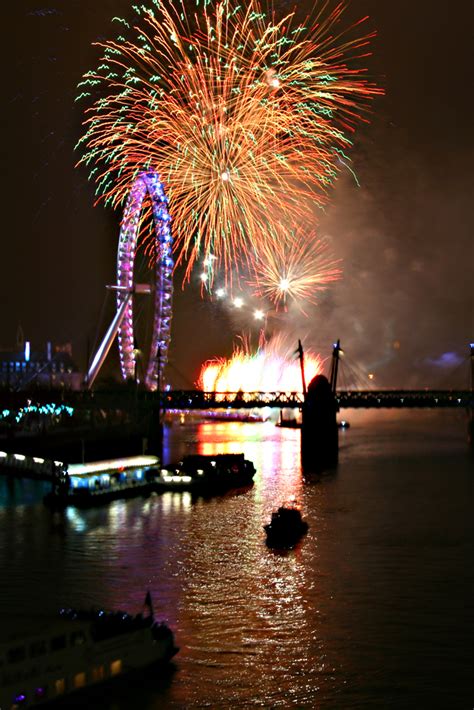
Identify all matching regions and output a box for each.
[1,409,473,709]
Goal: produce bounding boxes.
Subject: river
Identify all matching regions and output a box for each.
[1,409,473,708]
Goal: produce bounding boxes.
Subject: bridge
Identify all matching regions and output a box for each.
[1,388,471,411]
[1,387,471,466]
[157,389,472,410]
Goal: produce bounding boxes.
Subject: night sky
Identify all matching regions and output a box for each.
[3,1,473,389]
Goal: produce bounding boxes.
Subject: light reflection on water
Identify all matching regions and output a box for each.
[0,410,473,708]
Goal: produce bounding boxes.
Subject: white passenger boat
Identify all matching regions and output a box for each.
[43,455,161,508]
[43,453,256,507]
[0,594,178,708]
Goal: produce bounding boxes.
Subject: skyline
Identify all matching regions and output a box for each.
[2,1,473,389]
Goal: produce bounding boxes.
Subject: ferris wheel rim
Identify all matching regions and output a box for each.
[116,171,173,391]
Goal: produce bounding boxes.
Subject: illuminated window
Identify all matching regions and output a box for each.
[55,678,65,695]
[74,672,86,688]
[91,665,105,682]
[110,659,122,676]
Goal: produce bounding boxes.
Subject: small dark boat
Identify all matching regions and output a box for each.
[264,503,308,549]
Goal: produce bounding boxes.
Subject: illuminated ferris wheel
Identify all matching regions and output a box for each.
[86,172,173,391]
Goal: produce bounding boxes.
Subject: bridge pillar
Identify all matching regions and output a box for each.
[301,374,339,474]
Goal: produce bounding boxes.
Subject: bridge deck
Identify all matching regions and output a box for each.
[161,390,472,409]
[1,389,472,410]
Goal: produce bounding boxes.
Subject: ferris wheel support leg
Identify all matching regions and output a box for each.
[85,293,133,389]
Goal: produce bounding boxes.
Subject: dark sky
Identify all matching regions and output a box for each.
[2,1,473,389]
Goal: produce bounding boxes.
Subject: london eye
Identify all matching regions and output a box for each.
[86,172,173,391]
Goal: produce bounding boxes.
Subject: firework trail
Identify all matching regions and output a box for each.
[77,0,381,283]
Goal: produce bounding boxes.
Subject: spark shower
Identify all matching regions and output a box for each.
[77,0,381,296]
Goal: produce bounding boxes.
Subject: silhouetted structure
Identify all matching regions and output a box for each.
[301,374,338,473]
[0,339,80,390]
[329,339,342,393]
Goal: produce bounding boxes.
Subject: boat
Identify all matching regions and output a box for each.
[276,415,301,429]
[0,594,178,709]
[157,453,256,493]
[264,502,309,549]
[201,411,265,423]
[43,455,162,509]
[276,416,350,430]
[43,453,256,507]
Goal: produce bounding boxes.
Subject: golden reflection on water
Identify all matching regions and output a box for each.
[159,491,193,514]
[196,421,304,503]
[166,421,319,705]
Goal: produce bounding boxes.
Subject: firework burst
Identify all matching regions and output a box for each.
[198,334,324,393]
[77,0,381,283]
[248,227,342,309]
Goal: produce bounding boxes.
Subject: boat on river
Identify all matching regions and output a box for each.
[43,455,161,509]
[276,414,350,430]
[0,594,177,709]
[43,453,256,507]
[264,502,309,549]
[157,453,256,493]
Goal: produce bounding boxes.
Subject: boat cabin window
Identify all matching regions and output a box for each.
[55,678,65,695]
[7,646,26,663]
[110,659,122,676]
[74,671,86,688]
[92,664,105,681]
[30,640,47,657]
[50,635,67,652]
[70,631,86,646]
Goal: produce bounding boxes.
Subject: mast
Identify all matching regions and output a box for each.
[329,339,341,394]
[296,340,307,397]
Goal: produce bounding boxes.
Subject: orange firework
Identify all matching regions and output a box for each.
[77,0,381,282]
[198,335,324,393]
[249,226,342,309]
